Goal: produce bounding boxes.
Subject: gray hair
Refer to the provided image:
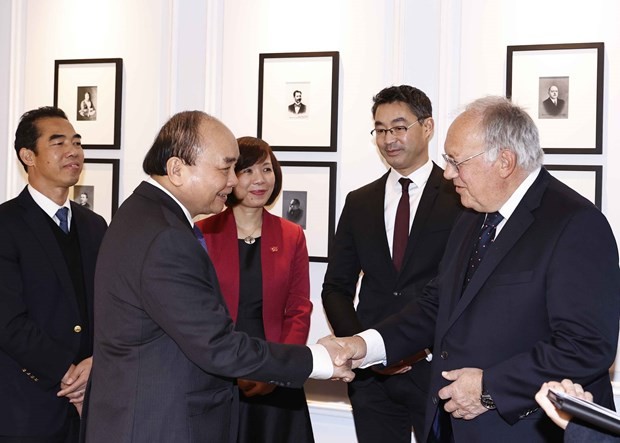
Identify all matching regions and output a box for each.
[465,96,543,172]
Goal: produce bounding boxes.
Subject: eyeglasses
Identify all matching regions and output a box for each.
[442,150,487,172]
[370,120,422,138]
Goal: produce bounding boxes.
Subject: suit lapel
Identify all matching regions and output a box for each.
[18,189,77,305]
[442,169,548,332]
[71,203,97,294]
[368,172,394,266]
[399,164,442,274]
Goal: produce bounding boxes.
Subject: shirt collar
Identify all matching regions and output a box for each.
[497,167,541,220]
[146,177,195,227]
[387,158,433,189]
[28,185,71,220]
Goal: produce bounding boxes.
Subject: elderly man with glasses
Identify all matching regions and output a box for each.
[327,96,620,443]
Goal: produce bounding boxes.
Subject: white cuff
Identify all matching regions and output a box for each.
[308,344,333,379]
[356,329,387,368]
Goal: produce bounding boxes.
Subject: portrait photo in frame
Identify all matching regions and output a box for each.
[267,161,337,262]
[258,52,339,152]
[507,43,604,154]
[54,58,123,149]
[71,159,120,224]
[546,164,602,209]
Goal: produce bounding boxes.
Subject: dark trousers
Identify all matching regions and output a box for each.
[0,407,79,443]
[348,362,430,443]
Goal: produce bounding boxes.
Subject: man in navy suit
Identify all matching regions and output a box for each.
[84,111,352,443]
[329,96,620,442]
[322,85,462,443]
[0,107,107,442]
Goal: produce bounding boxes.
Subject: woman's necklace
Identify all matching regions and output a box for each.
[237,224,260,245]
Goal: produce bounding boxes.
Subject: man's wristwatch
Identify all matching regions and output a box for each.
[480,379,497,410]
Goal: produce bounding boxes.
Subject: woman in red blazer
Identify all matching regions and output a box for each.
[197,136,314,443]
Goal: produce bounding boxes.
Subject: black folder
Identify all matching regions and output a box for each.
[547,389,620,435]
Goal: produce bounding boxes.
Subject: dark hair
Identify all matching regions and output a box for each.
[143,111,211,175]
[14,107,68,171]
[371,85,433,120]
[226,136,282,207]
[293,90,302,97]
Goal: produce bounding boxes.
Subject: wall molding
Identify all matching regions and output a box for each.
[204,0,224,117]
[6,0,27,199]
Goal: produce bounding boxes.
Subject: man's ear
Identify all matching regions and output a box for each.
[166,157,186,187]
[18,148,35,168]
[422,117,435,139]
[498,149,517,178]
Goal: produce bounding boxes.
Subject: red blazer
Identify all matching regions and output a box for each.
[197,208,311,344]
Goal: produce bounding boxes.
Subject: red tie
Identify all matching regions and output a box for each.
[393,178,412,271]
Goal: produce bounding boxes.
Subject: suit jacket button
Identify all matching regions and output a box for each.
[73,325,82,333]
[392,291,401,297]
[440,351,448,359]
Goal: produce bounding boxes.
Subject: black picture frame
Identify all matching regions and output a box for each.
[267,161,337,262]
[54,58,123,149]
[72,159,120,223]
[546,164,602,209]
[506,43,604,154]
[257,51,339,152]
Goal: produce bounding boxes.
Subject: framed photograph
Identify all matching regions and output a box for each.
[54,58,123,149]
[546,165,602,209]
[268,161,337,262]
[506,43,604,154]
[71,159,120,223]
[258,51,339,152]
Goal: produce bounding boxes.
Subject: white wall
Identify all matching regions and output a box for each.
[0,1,13,200]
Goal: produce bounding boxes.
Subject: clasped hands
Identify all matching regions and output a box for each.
[317,335,367,382]
[57,356,92,416]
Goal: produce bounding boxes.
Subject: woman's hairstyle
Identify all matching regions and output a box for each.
[226,136,282,207]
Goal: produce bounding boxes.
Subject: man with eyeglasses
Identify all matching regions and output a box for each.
[321,85,462,443]
[326,96,620,442]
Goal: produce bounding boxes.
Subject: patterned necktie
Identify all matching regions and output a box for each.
[463,211,504,290]
[56,207,69,234]
[192,224,208,253]
[392,178,412,272]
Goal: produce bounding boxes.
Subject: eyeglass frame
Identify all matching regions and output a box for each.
[441,150,489,172]
[370,118,427,138]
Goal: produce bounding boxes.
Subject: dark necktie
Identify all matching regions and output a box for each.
[56,207,69,234]
[192,224,208,253]
[463,211,504,290]
[392,178,412,272]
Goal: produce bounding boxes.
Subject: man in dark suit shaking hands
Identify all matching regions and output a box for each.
[321,85,462,443]
[0,107,107,442]
[84,111,352,443]
[330,96,620,442]
[288,90,306,114]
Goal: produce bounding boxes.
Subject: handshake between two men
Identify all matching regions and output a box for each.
[318,335,367,382]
